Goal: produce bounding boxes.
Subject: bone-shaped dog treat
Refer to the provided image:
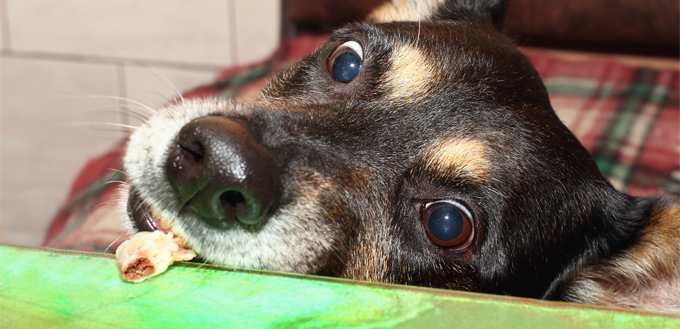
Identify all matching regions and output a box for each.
[116,230,196,282]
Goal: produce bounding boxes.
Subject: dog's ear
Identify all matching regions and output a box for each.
[541,196,678,303]
[368,0,509,31]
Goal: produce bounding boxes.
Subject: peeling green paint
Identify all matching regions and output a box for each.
[1,245,677,328]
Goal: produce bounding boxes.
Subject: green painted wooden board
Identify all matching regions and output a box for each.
[1,245,677,328]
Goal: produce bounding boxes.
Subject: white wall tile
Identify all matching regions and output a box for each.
[1,57,123,246]
[233,0,281,65]
[6,0,233,66]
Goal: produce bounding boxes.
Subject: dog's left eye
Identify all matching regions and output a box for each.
[327,40,363,82]
[422,200,474,249]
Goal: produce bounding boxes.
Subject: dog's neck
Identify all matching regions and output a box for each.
[564,202,680,313]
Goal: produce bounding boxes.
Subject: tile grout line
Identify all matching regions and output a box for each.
[0,0,11,51]
[0,49,225,72]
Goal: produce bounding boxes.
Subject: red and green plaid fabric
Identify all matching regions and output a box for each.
[44,36,680,252]
[529,53,679,198]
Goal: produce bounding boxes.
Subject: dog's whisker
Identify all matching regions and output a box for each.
[95,199,124,209]
[104,103,154,120]
[100,179,126,187]
[105,233,132,254]
[133,199,145,214]
[116,103,158,116]
[73,104,128,115]
[112,59,186,105]
[74,106,150,123]
[60,122,139,132]
[484,179,507,199]
[103,180,128,187]
[121,110,150,124]
[415,0,422,47]
[193,258,212,270]
[106,168,127,176]
[148,76,186,105]
[142,91,179,107]
[61,94,154,123]
[331,248,348,268]
[61,94,158,115]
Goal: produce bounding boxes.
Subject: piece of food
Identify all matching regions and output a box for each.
[116,230,196,282]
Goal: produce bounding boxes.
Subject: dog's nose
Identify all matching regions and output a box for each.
[166,116,282,229]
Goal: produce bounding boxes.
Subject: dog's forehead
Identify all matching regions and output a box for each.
[265,20,540,111]
[256,19,557,184]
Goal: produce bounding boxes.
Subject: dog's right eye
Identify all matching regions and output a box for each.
[421,200,474,249]
[327,40,363,82]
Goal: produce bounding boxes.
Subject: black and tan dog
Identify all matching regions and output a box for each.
[121,0,679,312]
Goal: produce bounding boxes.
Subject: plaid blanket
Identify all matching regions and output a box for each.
[528,53,680,198]
[43,36,680,252]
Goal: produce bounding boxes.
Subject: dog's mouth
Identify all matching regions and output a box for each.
[126,188,163,233]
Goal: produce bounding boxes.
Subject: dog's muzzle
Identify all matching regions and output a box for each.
[155,116,283,229]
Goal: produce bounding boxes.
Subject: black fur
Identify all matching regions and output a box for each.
[243,16,643,299]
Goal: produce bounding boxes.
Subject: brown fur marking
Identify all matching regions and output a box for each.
[565,204,680,313]
[368,0,446,23]
[422,137,491,184]
[385,45,438,101]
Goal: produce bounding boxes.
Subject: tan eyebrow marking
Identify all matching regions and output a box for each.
[421,137,491,183]
[384,45,437,101]
[368,0,447,23]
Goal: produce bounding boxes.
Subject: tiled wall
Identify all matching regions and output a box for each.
[0,0,281,246]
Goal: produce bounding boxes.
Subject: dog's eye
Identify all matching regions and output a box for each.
[422,200,474,249]
[327,40,363,82]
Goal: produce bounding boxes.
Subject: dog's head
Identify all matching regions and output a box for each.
[122,0,647,300]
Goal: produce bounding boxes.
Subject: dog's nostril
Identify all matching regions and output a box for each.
[166,116,282,229]
[220,190,247,218]
[174,125,208,166]
[181,140,205,164]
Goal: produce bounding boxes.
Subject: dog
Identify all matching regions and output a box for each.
[120,0,680,312]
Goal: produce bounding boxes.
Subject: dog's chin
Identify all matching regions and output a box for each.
[121,184,340,275]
